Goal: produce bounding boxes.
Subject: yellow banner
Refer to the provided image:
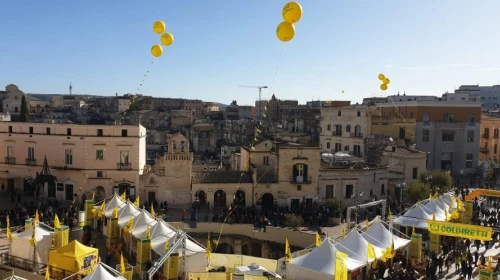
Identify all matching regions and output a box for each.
[335,250,348,280]
[427,220,492,241]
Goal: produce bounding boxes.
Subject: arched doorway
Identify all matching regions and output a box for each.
[214,190,226,213]
[195,190,207,210]
[95,186,105,202]
[214,243,234,254]
[261,193,274,211]
[234,189,246,208]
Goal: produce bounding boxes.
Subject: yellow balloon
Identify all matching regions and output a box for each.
[276,21,295,42]
[282,2,303,24]
[380,84,388,91]
[151,44,163,57]
[383,78,391,85]
[378,74,385,81]
[161,32,174,46]
[153,21,166,34]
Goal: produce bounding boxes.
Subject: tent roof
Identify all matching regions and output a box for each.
[439,194,457,209]
[334,229,384,262]
[104,195,126,217]
[15,225,54,241]
[150,233,206,257]
[421,200,446,220]
[131,223,157,239]
[361,220,410,249]
[289,239,365,274]
[3,275,28,280]
[117,202,141,228]
[151,220,176,240]
[131,209,156,230]
[52,240,98,258]
[83,263,126,280]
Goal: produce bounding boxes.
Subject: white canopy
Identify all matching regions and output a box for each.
[421,200,446,220]
[151,220,176,240]
[11,225,54,265]
[117,202,141,228]
[440,194,457,209]
[3,275,28,280]
[235,263,282,278]
[83,263,126,280]
[132,210,156,230]
[104,195,126,217]
[150,232,206,257]
[286,239,365,280]
[361,220,410,250]
[334,229,384,263]
[393,205,434,229]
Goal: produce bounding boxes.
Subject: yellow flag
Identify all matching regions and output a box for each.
[206,233,212,259]
[432,213,436,221]
[54,214,61,228]
[35,209,40,225]
[367,242,376,260]
[112,206,118,219]
[120,252,126,275]
[429,193,432,200]
[365,218,369,229]
[388,207,392,216]
[6,215,11,241]
[151,205,156,218]
[335,250,348,280]
[412,226,416,235]
[315,232,321,247]
[434,191,439,198]
[29,226,36,247]
[285,238,292,262]
[445,210,450,221]
[92,192,95,201]
[164,238,169,252]
[146,225,151,240]
[120,192,126,201]
[98,200,106,218]
[134,196,140,207]
[44,267,50,280]
[342,224,346,239]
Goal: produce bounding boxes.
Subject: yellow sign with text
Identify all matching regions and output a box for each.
[427,220,492,241]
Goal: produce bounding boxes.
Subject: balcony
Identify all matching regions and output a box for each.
[350,132,363,138]
[25,159,36,166]
[332,131,342,136]
[290,176,312,184]
[482,134,489,139]
[117,162,132,170]
[5,157,15,164]
[480,147,489,153]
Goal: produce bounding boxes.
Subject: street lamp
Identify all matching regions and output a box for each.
[397,181,406,212]
[459,170,464,186]
[351,189,364,225]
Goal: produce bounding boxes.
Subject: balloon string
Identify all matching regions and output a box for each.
[269,42,287,92]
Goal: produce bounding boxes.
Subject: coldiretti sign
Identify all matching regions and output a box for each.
[427,220,492,241]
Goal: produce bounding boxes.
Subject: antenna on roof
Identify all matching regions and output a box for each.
[69,82,73,95]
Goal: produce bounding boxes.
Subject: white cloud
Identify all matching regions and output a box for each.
[476,67,500,71]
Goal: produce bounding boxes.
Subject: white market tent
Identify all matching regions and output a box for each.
[10,225,54,265]
[117,202,141,228]
[235,263,282,278]
[393,205,435,229]
[103,195,126,217]
[3,274,28,280]
[421,200,446,220]
[334,229,385,263]
[286,239,365,280]
[361,220,410,249]
[83,263,126,280]
[130,210,157,239]
[441,194,458,209]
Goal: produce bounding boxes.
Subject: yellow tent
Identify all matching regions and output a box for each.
[49,240,99,275]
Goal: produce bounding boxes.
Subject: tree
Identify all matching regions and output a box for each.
[419,170,452,192]
[403,182,431,204]
[325,199,341,217]
[20,95,29,122]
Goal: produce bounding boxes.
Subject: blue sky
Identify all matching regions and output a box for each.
[1,0,500,105]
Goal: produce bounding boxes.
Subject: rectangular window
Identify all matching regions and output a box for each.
[121,129,127,137]
[29,127,33,134]
[422,129,429,142]
[467,130,474,142]
[326,142,330,149]
[46,127,51,135]
[97,171,103,178]
[495,144,498,154]
[412,167,418,179]
[444,113,455,122]
[338,111,341,116]
[442,131,455,142]
[423,113,430,125]
[97,129,103,136]
[8,126,12,133]
[120,151,129,164]
[7,146,14,157]
[357,111,361,117]
[96,149,104,160]
[345,185,353,198]
[326,185,334,199]
[380,184,385,195]
[466,154,473,168]
[468,114,475,125]
[27,147,35,160]
[67,128,71,136]
[263,156,269,165]
[65,149,73,165]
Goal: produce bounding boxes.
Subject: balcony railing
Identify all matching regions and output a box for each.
[290,176,312,184]
[25,158,36,166]
[482,134,489,139]
[117,162,132,170]
[480,147,489,153]
[350,132,363,138]
[5,157,15,164]
[332,131,342,136]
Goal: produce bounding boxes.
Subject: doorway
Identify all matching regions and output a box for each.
[148,191,156,204]
[234,189,246,208]
[261,193,274,211]
[291,198,300,211]
[65,184,74,201]
[214,190,227,213]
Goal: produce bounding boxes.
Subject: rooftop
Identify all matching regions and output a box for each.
[320,160,386,170]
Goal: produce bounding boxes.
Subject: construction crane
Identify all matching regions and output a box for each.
[238,85,268,120]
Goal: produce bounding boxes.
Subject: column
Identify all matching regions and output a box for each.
[261,243,270,259]
[233,240,242,255]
